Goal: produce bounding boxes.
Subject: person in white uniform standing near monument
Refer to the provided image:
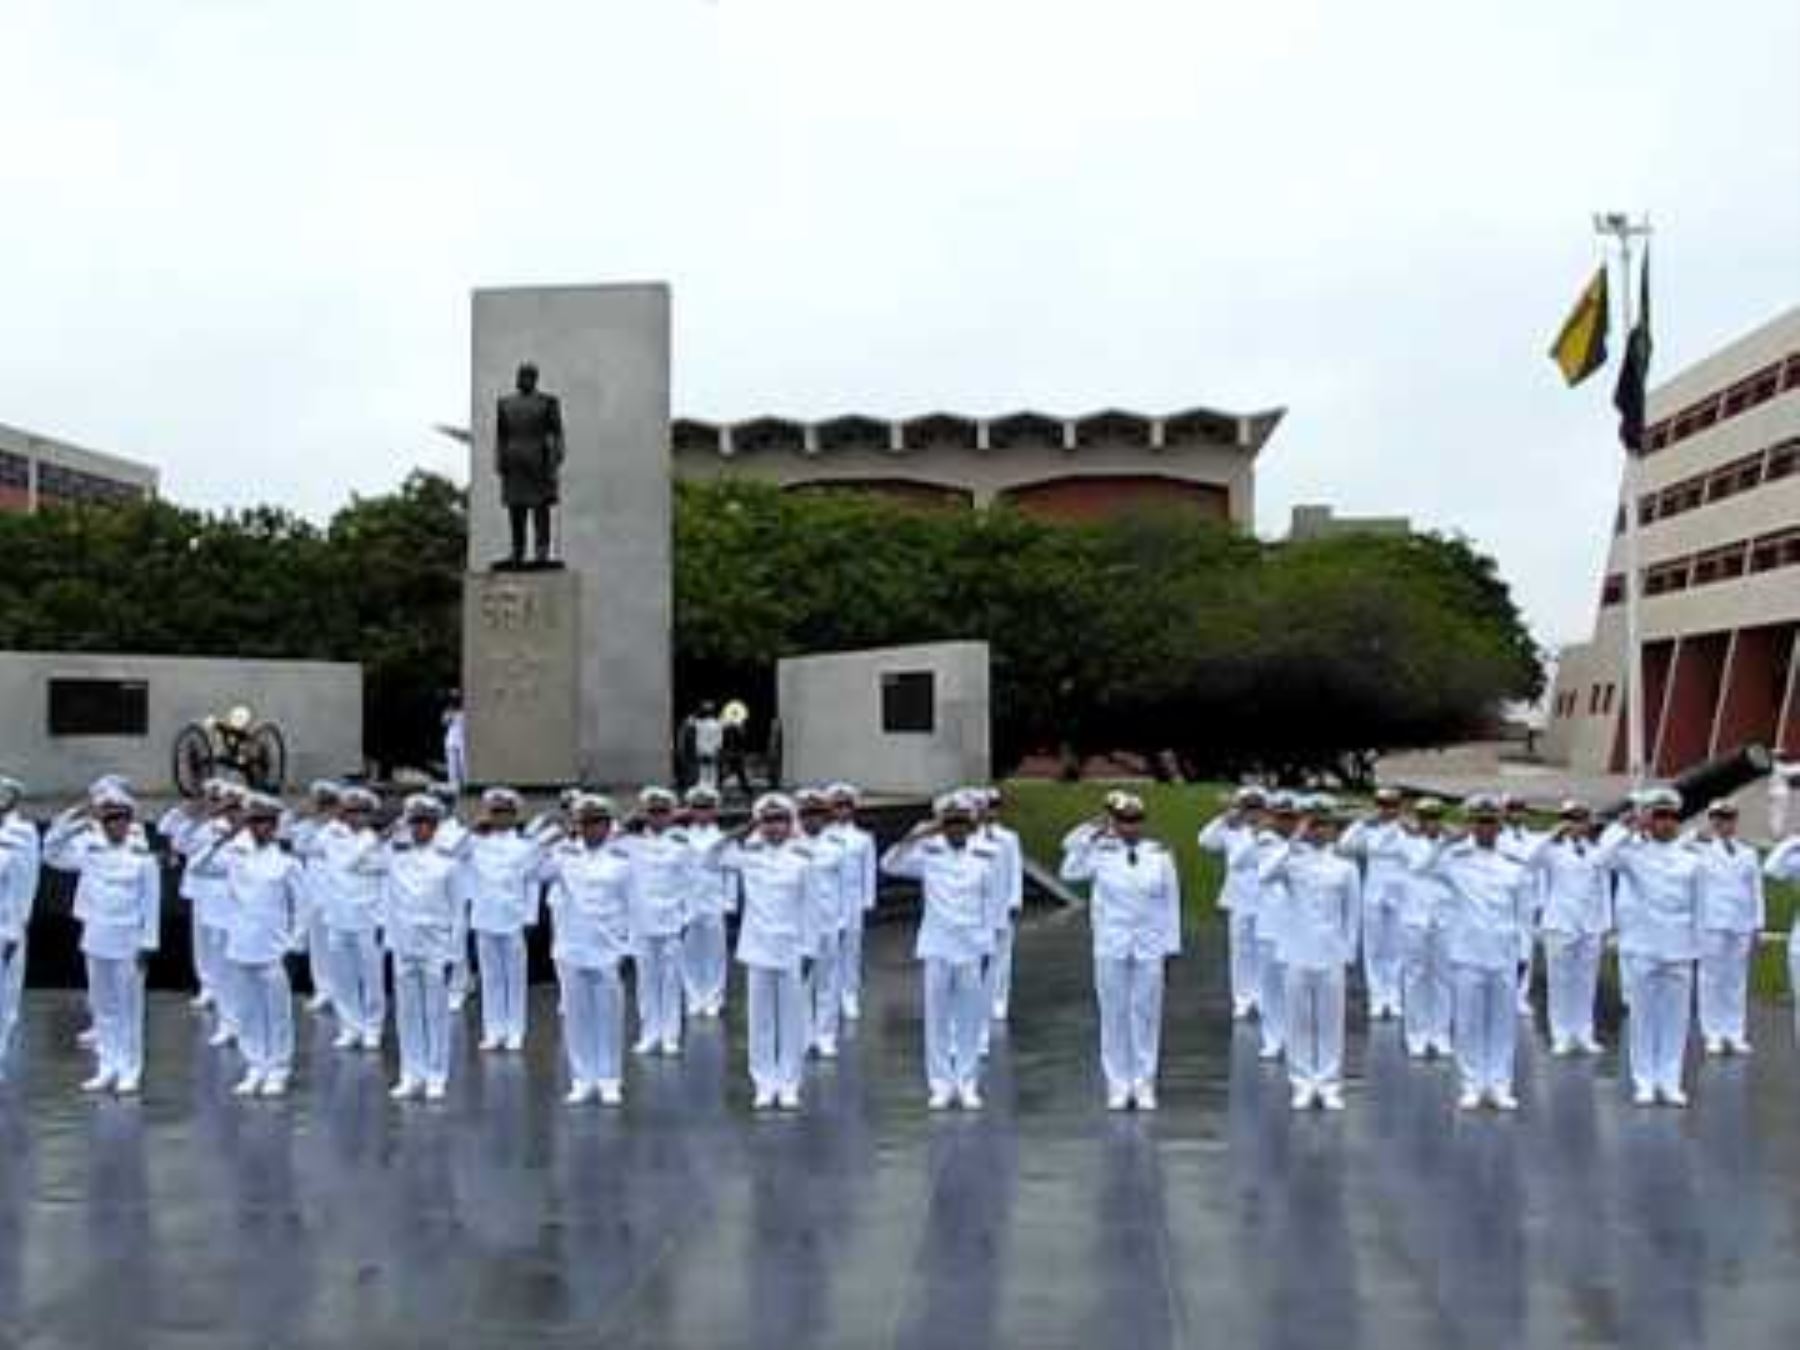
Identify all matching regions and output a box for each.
[1688,799,1764,1057]
[542,794,633,1106]
[796,789,850,1059]
[621,787,693,1057]
[679,786,733,1019]
[1251,793,1302,1062]
[828,783,877,1022]
[1398,797,1456,1060]
[1196,787,1266,1022]
[980,788,1025,1032]
[0,778,41,1077]
[317,787,387,1051]
[882,792,1004,1110]
[1059,792,1182,1111]
[1526,801,1611,1055]
[1339,788,1410,1021]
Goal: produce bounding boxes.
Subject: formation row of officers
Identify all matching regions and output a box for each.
[2,772,1797,1117]
[1197,785,1800,1111]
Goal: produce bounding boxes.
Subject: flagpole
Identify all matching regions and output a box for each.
[1594,211,1653,785]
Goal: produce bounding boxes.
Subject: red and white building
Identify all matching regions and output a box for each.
[1546,304,1800,774]
[0,422,158,514]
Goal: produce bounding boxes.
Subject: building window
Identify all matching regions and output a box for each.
[1767,438,1799,482]
[37,462,146,508]
[0,450,28,489]
[1749,527,1800,574]
[47,678,150,737]
[1601,573,1624,606]
[1692,542,1749,586]
[1640,346,1800,456]
[880,671,935,734]
[1644,559,1691,595]
[1602,684,1617,713]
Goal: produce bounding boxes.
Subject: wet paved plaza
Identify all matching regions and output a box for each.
[3,909,1800,1349]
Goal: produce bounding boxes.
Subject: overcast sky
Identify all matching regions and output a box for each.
[4,0,1797,647]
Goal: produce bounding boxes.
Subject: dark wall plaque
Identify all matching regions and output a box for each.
[881,670,935,734]
[49,678,149,737]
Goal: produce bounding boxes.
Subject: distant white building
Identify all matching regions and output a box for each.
[1545,304,1800,775]
[0,422,159,513]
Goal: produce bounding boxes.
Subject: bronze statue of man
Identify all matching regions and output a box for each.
[494,361,565,567]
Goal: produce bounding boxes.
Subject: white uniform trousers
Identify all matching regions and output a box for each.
[1517,929,1538,1015]
[1256,938,1287,1055]
[810,939,843,1051]
[447,931,472,1009]
[560,962,624,1088]
[1451,963,1516,1095]
[86,955,145,1083]
[1095,954,1165,1093]
[1401,924,1453,1054]
[306,910,335,1006]
[233,959,295,1079]
[840,918,866,1017]
[1697,930,1754,1046]
[1284,964,1346,1090]
[1542,931,1602,1047]
[0,936,26,1063]
[1228,912,1261,1015]
[634,934,684,1048]
[393,955,452,1086]
[682,915,729,1014]
[987,921,1017,1020]
[745,966,807,1094]
[1623,955,1692,1094]
[328,930,386,1040]
[475,931,529,1044]
[198,923,236,1031]
[1362,905,1404,1017]
[924,958,986,1091]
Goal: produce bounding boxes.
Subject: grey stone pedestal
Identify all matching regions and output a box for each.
[462,570,580,786]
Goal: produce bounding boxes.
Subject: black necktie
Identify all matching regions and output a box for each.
[1127,846,1138,866]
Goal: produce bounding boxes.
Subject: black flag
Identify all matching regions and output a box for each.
[1613,249,1653,453]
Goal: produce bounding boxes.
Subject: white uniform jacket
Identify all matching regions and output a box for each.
[1688,836,1765,934]
[1339,817,1411,912]
[881,834,1003,965]
[983,823,1025,919]
[1526,835,1612,936]
[1398,832,1454,930]
[682,822,737,919]
[44,820,160,961]
[621,829,695,944]
[800,829,850,943]
[1060,824,1181,962]
[456,828,546,935]
[315,821,385,933]
[713,836,817,972]
[0,812,42,943]
[541,837,633,969]
[830,822,879,916]
[191,839,305,965]
[1257,839,1360,971]
[364,841,463,963]
[1592,832,1704,961]
[1415,838,1532,971]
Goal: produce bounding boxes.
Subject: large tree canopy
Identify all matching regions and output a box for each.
[0,472,1540,780]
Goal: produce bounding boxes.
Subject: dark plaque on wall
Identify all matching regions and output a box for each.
[881,670,935,734]
[49,678,150,737]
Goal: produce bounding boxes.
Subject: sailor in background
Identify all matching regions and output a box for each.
[1592,786,1704,1107]
[542,794,632,1106]
[679,786,733,1019]
[710,793,816,1110]
[455,787,545,1052]
[284,780,342,1016]
[1414,795,1533,1111]
[883,792,1004,1110]
[442,691,467,797]
[1339,787,1410,1021]
[0,777,41,1077]
[191,793,306,1098]
[1258,795,1360,1111]
[827,783,877,1022]
[980,788,1025,1036]
[1398,797,1455,1060]
[43,785,160,1095]
[317,786,387,1052]
[1196,786,1267,1022]
[432,785,474,1013]
[1497,795,1548,1017]
[1526,801,1611,1055]
[620,787,693,1057]
[178,780,249,1046]
[1688,799,1764,1057]
[1059,791,1182,1111]
[794,788,849,1059]
[1250,793,1302,1062]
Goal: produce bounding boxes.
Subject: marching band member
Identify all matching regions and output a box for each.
[881,791,1004,1110]
[711,793,817,1110]
[981,788,1025,1026]
[1259,795,1360,1111]
[0,778,40,1075]
[542,795,633,1105]
[1196,787,1267,1021]
[1527,801,1611,1055]
[1415,795,1533,1110]
[1251,793,1302,1061]
[367,794,464,1101]
[828,783,878,1021]
[1398,798,1455,1060]
[796,788,849,1058]
[43,786,160,1095]
[1339,788,1409,1021]
[457,787,545,1052]
[1592,786,1704,1106]
[284,780,342,1016]
[1689,800,1764,1056]
[680,786,733,1018]
[1497,795,1548,1016]
[317,787,387,1050]
[620,786,693,1057]
[1059,791,1181,1111]
[191,794,306,1097]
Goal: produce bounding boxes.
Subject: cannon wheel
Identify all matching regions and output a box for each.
[246,723,288,794]
[172,723,214,798]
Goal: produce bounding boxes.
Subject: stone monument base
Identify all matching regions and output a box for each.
[463,570,581,786]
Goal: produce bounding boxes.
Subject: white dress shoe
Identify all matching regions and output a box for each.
[1732,1039,1754,1056]
[362,1033,383,1051]
[81,1072,116,1094]
[424,1080,447,1102]
[1107,1087,1131,1111]
[259,1075,289,1098]
[660,1039,681,1057]
[1134,1084,1159,1112]
[390,1077,423,1101]
[752,1089,776,1111]
[777,1088,802,1110]
[1579,1037,1603,1055]
[1661,1086,1689,1108]
[1491,1089,1519,1112]
[597,1081,623,1107]
[189,993,214,1011]
[927,1086,954,1111]
[632,1039,658,1057]
[232,1073,264,1098]
[333,1031,360,1050]
[565,1082,595,1106]
[1258,1045,1284,1062]
[478,1036,503,1052]
[207,1028,235,1049]
[1318,1086,1344,1112]
[816,1040,838,1060]
[957,1084,983,1110]
[1291,1088,1314,1111]
[77,1028,100,1049]
[1457,1089,1483,1111]
[1632,1083,1656,1107]
[113,1076,140,1096]
[1703,1037,1725,1056]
